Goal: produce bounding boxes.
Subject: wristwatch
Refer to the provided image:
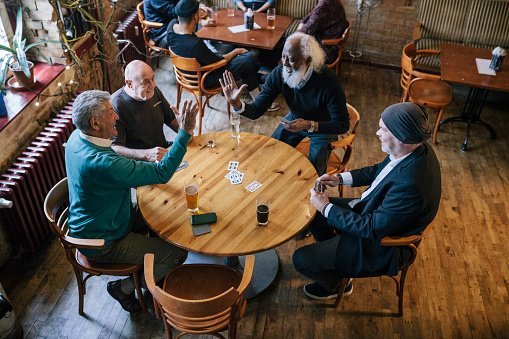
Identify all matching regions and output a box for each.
[308,120,315,133]
[336,173,344,185]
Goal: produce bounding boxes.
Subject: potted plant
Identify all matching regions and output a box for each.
[0,6,60,91]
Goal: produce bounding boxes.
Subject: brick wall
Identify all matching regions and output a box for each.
[342,0,421,67]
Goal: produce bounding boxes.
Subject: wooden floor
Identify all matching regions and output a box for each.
[2,60,509,338]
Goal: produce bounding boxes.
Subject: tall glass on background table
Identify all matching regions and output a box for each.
[266,8,276,29]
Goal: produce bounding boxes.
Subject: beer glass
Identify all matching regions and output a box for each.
[211,6,218,24]
[184,179,199,212]
[227,1,235,17]
[256,197,270,226]
[266,8,276,29]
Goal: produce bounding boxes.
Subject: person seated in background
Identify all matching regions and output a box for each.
[166,0,277,107]
[234,0,275,12]
[66,90,198,312]
[293,102,441,300]
[144,0,210,46]
[298,0,348,64]
[220,32,349,175]
[111,60,179,162]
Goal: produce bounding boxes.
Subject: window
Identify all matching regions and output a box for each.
[0,1,13,60]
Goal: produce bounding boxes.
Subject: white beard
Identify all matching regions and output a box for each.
[282,66,307,89]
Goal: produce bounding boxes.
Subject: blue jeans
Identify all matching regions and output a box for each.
[271,112,338,175]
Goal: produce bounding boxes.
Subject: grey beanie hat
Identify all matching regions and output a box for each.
[381,102,431,144]
[175,0,199,17]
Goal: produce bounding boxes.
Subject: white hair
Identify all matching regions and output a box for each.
[72,90,111,132]
[286,32,326,72]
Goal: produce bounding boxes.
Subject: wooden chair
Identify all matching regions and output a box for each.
[334,227,432,317]
[43,177,146,316]
[322,20,351,77]
[400,42,441,102]
[400,42,452,144]
[144,253,254,339]
[169,48,231,135]
[296,103,360,196]
[408,78,452,144]
[136,1,170,66]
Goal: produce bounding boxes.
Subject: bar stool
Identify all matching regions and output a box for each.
[408,78,452,144]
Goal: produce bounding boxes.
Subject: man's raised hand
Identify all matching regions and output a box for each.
[173,100,198,135]
[219,70,246,110]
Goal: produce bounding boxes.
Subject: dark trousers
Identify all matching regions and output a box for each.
[205,51,260,91]
[271,112,338,175]
[293,198,354,291]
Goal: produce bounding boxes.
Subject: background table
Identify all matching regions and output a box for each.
[196,9,292,50]
[440,43,509,150]
[138,132,317,297]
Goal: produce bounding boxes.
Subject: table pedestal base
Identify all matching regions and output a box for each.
[439,87,496,151]
[183,250,279,299]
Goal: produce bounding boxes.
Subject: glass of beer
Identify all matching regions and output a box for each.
[267,8,276,29]
[227,1,235,17]
[256,197,270,226]
[184,179,199,213]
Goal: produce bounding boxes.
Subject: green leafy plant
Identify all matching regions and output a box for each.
[0,6,61,91]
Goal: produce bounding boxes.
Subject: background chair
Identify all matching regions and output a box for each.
[43,177,146,316]
[169,48,231,135]
[137,1,169,67]
[296,103,360,196]
[145,253,254,339]
[400,42,452,144]
[400,41,441,102]
[322,20,351,77]
[333,227,432,317]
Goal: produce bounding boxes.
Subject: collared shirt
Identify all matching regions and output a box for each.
[79,131,113,148]
[323,152,413,217]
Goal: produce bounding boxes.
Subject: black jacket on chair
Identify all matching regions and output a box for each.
[328,143,441,278]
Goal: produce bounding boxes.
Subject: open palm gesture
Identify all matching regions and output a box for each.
[219,70,247,110]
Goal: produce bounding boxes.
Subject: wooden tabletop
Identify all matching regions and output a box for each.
[441,43,509,92]
[196,9,293,50]
[137,132,317,256]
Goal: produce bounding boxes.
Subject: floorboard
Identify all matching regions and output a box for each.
[1,59,509,338]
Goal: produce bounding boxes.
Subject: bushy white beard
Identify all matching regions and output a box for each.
[282,66,307,89]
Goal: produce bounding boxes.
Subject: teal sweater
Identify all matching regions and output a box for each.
[65,129,191,244]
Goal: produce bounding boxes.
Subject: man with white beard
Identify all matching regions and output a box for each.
[220,32,349,175]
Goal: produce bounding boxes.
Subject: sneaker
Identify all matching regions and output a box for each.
[303,279,353,300]
[107,280,142,313]
[266,102,280,112]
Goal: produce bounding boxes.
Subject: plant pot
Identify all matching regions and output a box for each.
[9,61,35,89]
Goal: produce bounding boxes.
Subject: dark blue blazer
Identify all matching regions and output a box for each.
[328,143,441,277]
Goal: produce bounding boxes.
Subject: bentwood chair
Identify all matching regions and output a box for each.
[322,20,351,77]
[334,226,432,317]
[169,48,231,135]
[137,1,170,66]
[296,103,360,196]
[145,253,254,339]
[44,178,146,316]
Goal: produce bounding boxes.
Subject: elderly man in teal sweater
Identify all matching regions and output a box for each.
[65,90,198,312]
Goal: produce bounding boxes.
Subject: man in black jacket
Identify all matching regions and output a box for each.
[220,32,349,175]
[293,102,442,300]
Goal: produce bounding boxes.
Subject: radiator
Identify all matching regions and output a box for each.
[0,99,76,254]
[116,9,146,65]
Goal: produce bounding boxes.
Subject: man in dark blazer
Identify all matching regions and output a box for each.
[293,102,441,299]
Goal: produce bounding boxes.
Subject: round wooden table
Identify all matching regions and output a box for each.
[138,132,317,297]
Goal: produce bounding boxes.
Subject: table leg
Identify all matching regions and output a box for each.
[240,249,279,299]
[439,87,495,150]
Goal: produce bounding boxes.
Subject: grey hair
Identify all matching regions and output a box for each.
[286,32,326,72]
[72,90,111,132]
